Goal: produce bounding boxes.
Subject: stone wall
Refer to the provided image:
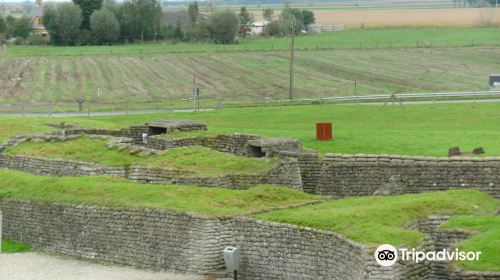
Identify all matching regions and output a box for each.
[65,126,150,142]
[1,200,496,279]
[226,218,367,280]
[0,200,230,274]
[0,153,302,190]
[274,150,321,194]
[0,199,367,279]
[144,134,261,156]
[315,154,500,198]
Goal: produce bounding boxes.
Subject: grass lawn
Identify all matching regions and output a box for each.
[4,136,276,176]
[2,102,500,156]
[442,216,500,271]
[4,28,500,57]
[1,238,31,253]
[0,170,319,217]
[0,117,52,143]
[256,190,500,249]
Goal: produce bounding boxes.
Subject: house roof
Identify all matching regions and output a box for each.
[30,4,44,20]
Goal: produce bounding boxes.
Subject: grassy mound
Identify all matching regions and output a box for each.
[257,190,500,248]
[442,216,500,271]
[4,136,276,176]
[0,170,319,217]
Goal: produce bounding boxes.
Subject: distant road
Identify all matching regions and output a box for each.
[1,98,499,118]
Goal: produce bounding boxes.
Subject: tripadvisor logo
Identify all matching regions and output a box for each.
[374,244,398,267]
[374,244,481,267]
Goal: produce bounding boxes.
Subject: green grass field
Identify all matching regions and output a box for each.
[257,189,499,247]
[5,136,276,176]
[1,238,31,253]
[0,170,318,217]
[442,216,500,271]
[4,28,499,57]
[2,103,499,157]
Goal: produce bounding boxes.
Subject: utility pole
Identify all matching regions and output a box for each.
[289,20,295,101]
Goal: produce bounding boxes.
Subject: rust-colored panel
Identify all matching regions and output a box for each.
[316,123,332,141]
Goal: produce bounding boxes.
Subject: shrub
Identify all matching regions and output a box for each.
[209,10,239,44]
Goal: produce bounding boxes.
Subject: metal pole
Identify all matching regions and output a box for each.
[354,79,359,105]
[289,21,295,101]
[234,270,237,280]
[193,74,196,112]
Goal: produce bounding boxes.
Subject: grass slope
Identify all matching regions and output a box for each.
[256,190,500,249]
[1,238,31,253]
[5,136,276,176]
[0,170,318,217]
[1,47,499,104]
[442,216,500,271]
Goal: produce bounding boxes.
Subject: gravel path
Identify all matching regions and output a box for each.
[0,253,204,280]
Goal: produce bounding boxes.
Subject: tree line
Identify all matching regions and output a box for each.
[0,1,314,46]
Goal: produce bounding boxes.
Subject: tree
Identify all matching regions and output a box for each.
[0,16,7,35]
[121,0,162,43]
[209,10,239,44]
[302,10,315,27]
[6,15,16,38]
[90,8,120,44]
[13,17,31,38]
[263,8,274,21]
[239,6,253,27]
[43,5,59,42]
[73,0,103,29]
[55,3,83,45]
[264,19,287,37]
[188,1,199,24]
[174,21,184,40]
[280,5,304,34]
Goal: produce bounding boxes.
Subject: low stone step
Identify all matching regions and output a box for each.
[205,270,232,280]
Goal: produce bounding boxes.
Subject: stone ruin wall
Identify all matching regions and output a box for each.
[0,153,302,190]
[0,199,367,279]
[3,199,494,279]
[315,154,500,199]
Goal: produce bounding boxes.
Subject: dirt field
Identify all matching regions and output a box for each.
[1,47,499,104]
[255,8,500,28]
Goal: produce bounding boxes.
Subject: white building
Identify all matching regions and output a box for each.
[249,21,269,36]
